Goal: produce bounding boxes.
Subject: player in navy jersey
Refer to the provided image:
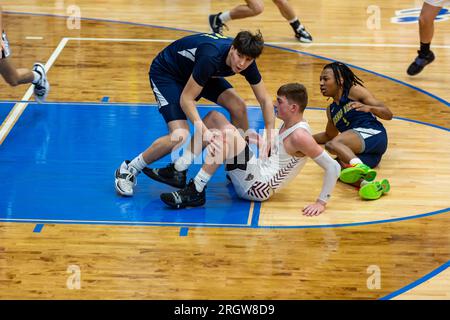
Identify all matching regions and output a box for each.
[313,62,393,200]
[114,31,275,197]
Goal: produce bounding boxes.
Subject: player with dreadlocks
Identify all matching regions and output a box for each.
[313,62,393,200]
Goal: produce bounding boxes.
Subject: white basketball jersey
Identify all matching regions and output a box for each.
[229,120,312,201]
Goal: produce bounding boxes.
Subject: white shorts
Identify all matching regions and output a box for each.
[424,0,450,7]
[1,31,11,59]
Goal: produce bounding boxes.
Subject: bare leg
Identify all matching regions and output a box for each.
[229,0,264,19]
[272,0,296,21]
[216,88,249,131]
[419,3,442,44]
[0,58,34,86]
[141,119,190,164]
[201,111,247,176]
[324,130,363,163]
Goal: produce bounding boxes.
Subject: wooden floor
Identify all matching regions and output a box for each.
[0,1,449,299]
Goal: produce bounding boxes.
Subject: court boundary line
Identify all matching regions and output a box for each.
[3,11,449,107]
[1,101,448,132]
[380,260,450,300]
[0,37,69,144]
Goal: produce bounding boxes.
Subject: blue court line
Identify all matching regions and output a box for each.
[2,100,447,132]
[4,11,449,108]
[33,224,44,233]
[251,202,262,227]
[380,260,450,300]
[1,207,448,229]
[179,227,189,236]
[101,96,110,103]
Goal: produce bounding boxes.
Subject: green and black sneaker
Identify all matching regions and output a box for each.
[339,163,377,184]
[359,179,390,200]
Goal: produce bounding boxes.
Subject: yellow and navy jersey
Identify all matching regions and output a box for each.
[151,33,261,86]
[329,93,385,133]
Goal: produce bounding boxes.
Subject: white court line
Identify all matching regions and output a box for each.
[67,37,450,49]
[0,37,68,145]
[26,36,44,40]
[266,42,450,49]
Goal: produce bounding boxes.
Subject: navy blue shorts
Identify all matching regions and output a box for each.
[149,62,233,123]
[351,127,388,168]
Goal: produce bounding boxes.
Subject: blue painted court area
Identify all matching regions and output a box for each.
[0,102,14,123]
[0,102,266,226]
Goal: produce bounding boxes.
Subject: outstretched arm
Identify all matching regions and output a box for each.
[286,129,340,216]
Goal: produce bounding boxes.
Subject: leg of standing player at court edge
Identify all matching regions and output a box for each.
[209,1,264,34]
[407,2,442,75]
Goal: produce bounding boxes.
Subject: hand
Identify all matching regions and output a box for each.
[206,134,223,159]
[259,132,274,159]
[349,102,371,113]
[245,130,264,149]
[302,200,326,217]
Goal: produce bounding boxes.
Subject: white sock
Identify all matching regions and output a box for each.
[289,17,298,24]
[128,153,147,175]
[194,169,211,192]
[174,149,194,172]
[349,158,363,166]
[32,71,41,84]
[219,11,231,23]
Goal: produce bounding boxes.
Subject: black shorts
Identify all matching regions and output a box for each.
[149,62,233,123]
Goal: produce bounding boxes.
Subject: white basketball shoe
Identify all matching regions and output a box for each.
[32,63,50,103]
[115,160,138,197]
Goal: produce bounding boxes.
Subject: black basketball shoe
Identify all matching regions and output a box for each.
[160,179,206,209]
[208,12,227,35]
[407,50,435,76]
[142,163,186,188]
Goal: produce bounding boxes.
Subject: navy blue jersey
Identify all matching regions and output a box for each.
[329,93,385,133]
[152,33,262,86]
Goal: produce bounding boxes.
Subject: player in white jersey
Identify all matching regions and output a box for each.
[160,83,341,216]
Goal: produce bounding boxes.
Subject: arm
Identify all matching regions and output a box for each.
[180,75,214,142]
[313,107,339,144]
[250,79,275,156]
[348,85,393,120]
[285,130,340,216]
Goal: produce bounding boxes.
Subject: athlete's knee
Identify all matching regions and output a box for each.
[204,110,229,129]
[324,140,338,153]
[227,97,247,118]
[272,0,287,8]
[419,12,434,26]
[248,0,264,15]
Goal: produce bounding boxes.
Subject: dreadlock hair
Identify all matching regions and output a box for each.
[323,62,364,97]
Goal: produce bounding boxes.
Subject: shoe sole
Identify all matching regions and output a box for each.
[339,166,377,184]
[142,167,186,188]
